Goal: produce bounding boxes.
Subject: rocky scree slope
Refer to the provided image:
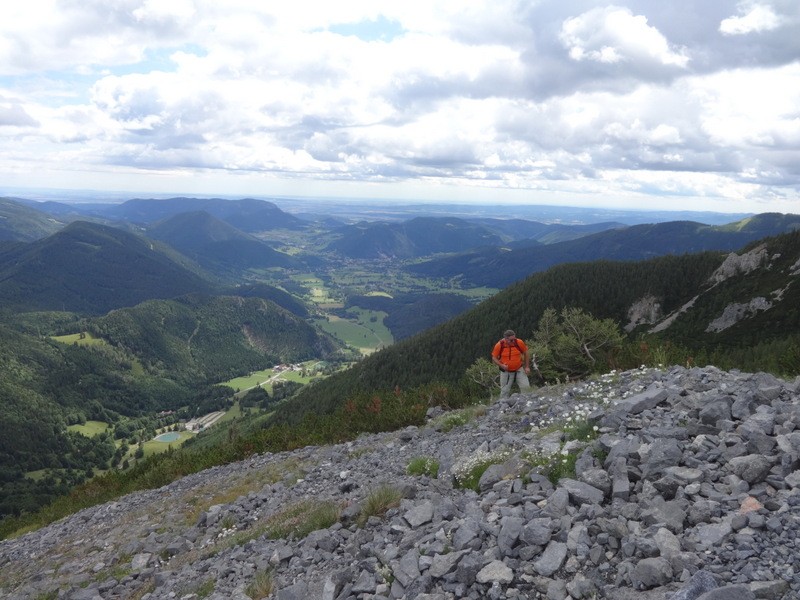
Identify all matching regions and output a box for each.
[2,366,800,600]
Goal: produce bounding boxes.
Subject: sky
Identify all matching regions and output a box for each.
[1,1,799,214]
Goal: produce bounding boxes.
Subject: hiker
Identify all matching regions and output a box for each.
[491,329,531,398]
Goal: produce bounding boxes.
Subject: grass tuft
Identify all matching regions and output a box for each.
[245,569,274,599]
[523,448,581,485]
[358,485,402,526]
[195,578,215,598]
[264,499,341,540]
[452,450,510,492]
[432,404,487,432]
[406,456,439,477]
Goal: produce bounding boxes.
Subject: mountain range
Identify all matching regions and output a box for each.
[1,196,799,341]
[325,217,505,259]
[409,214,800,287]
[5,196,797,274]
[18,196,308,232]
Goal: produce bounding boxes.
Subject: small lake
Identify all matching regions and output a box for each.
[154,432,180,443]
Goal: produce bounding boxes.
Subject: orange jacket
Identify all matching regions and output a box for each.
[492,338,528,372]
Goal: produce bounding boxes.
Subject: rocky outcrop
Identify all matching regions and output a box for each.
[2,366,800,599]
[705,297,773,332]
[650,242,790,335]
[625,295,662,332]
[649,296,697,334]
[791,256,800,276]
[708,245,769,286]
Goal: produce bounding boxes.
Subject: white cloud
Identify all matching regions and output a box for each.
[0,1,799,213]
[720,3,780,35]
[0,97,39,127]
[132,0,196,25]
[691,63,800,149]
[560,7,689,69]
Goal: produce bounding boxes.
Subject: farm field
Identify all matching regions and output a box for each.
[224,369,275,393]
[315,309,392,354]
[221,360,327,393]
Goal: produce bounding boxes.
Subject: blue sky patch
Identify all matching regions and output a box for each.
[329,16,404,42]
[108,45,207,77]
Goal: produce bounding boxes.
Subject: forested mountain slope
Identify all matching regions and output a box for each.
[0,197,66,242]
[466,217,625,244]
[325,216,503,258]
[0,221,216,315]
[228,282,309,318]
[0,321,195,511]
[0,294,342,516]
[410,213,800,288]
[278,230,800,422]
[147,211,299,275]
[88,294,341,384]
[346,292,473,341]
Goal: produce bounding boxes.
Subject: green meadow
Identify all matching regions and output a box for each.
[52,332,107,347]
[315,308,393,354]
[225,369,276,392]
[52,332,146,374]
[67,421,110,436]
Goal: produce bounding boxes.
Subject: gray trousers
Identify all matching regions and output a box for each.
[500,369,530,398]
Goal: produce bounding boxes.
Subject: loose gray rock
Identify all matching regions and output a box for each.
[3,366,800,600]
[669,569,718,599]
[632,557,672,590]
[534,541,568,577]
[404,500,434,528]
[695,585,755,600]
[559,478,606,505]
[476,560,513,584]
[727,454,773,484]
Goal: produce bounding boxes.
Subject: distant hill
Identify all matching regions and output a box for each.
[11,197,115,221]
[0,197,67,242]
[146,211,299,275]
[0,221,216,314]
[409,213,800,287]
[326,216,503,258]
[81,197,307,232]
[466,217,625,244]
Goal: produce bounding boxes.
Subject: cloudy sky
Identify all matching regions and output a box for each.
[1,1,799,214]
